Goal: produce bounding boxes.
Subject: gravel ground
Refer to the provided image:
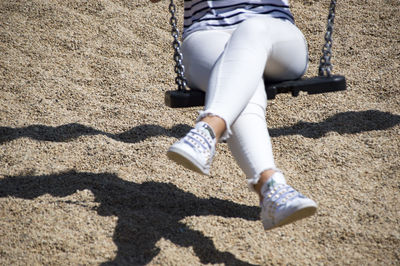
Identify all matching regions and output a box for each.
[0,0,399,265]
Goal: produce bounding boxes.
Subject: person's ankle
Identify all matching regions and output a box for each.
[200,116,226,141]
[255,170,286,201]
[195,121,216,140]
[255,170,275,195]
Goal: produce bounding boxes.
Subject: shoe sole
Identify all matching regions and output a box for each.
[263,205,317,230]
[167,147,209,175]
[276,206,317,228]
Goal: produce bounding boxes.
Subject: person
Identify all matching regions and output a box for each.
[152,0,317,230]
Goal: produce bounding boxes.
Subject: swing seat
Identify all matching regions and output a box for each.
[165,75,346,108]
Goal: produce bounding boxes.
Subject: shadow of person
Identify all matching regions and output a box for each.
[269,110,400,138]
[0,171,259,265]
[1,110,399,144]
[0,123,191,144]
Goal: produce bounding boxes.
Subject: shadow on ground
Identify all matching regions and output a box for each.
[1,110,399,144]
[0,123,191,144]
[0,171,259,265]
[268,110,400,138]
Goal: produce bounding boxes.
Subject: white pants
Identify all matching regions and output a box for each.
[181,17,308,185]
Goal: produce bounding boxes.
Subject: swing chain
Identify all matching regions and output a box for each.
[169,0,187,91]
[319,0,337,77]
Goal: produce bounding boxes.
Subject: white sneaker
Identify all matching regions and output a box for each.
[167,122,216,175]
[260,174,317,230]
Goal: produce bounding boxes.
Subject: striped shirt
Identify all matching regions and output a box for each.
[183,0,294,38]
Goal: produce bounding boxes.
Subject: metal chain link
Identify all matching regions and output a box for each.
[319,0,337,77]
[169,0,187,91]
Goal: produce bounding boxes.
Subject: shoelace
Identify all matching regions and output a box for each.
[262,183,299,221]
[183,128,214,163]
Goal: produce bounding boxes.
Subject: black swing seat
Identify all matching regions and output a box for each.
[165,75,346,108]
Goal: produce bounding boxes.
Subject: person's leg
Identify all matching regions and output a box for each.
[226,17,308,185]
[228,83,317,230]
[181,29,232,94]
[181,29,231,141]
[223,18,316,230]
[226,81,275,184]
[167,29,231,174]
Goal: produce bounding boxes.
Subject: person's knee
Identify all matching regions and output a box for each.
[239,102,267,122]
